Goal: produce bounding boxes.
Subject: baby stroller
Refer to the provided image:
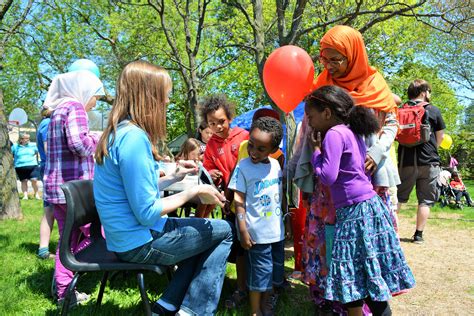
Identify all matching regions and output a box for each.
[437,168,460,209]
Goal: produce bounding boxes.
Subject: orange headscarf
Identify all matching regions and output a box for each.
[313,25,396,113]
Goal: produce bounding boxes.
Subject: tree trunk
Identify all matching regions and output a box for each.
[186,87,198,136]
[0,88,22,220]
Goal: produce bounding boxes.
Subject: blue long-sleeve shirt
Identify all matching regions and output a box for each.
[94,122,166,252]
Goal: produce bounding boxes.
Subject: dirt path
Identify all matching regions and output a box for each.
[391,214,474,315]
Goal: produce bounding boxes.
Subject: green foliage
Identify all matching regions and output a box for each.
[0,199,316,315]
[2,187,474,313]
[1,46,40,115]
[388,62,463,132]
[449,129,474,178]
[1,0,471,142]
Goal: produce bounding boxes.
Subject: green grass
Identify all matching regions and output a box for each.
[0,199,312,315]
[1,180,472,315]
[468,286,474,296]
[398,179,474,229]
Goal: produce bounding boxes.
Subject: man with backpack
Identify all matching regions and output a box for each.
[397,79,446,244]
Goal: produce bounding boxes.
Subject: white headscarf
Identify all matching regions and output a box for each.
[43,70,105,110]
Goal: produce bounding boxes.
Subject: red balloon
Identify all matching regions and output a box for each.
[263,45,314,113]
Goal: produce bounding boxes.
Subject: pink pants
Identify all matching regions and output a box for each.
[53,204,91,299]
[291,194,307,272]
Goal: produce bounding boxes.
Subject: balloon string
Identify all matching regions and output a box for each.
[285,112,290,216]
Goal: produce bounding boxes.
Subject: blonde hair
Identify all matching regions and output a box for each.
[96,60,172,164]
[41,107,52,118]
[176,138,201,161]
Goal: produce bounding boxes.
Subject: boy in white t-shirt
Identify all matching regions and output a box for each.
[228,117,285,316]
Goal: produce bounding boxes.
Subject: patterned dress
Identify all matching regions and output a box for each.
[324,195,415,303]
[302,177,346,314]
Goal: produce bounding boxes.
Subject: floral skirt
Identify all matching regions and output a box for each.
[324,195,415,303]
[302,180,347,314]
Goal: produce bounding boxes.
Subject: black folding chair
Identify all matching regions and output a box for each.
[59,180,168,315]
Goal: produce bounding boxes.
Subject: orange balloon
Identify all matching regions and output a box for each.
[263,45,314,113]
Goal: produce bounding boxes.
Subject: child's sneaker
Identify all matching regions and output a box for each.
[262,295,276,316]
[35,193,41,200]
[288,271,302,281]
[224,290,247,309]
[37,247,54,259]
[22,194,28,200]
[412,235,424,244]
[151,303,176,316]
[57,291,90,309]
[268,293,278,309]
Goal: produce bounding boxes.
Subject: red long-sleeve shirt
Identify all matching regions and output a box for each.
[203,127,249,188]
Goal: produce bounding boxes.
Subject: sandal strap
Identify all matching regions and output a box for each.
[224,290,248,309]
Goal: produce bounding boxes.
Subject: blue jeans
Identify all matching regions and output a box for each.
[39,163,50,207]
[117,217,233,315]
[246,240,285,292]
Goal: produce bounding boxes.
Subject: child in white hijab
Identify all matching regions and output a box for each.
[43,70,104,110]
[42,70,104,307]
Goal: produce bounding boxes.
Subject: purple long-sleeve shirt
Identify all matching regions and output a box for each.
[311,124,375,209]
[44,101,99,204]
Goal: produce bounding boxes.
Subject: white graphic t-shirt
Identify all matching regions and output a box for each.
[228,157,284,244]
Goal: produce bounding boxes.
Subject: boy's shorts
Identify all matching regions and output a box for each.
[397,164,440,207]
[246,240,284,292]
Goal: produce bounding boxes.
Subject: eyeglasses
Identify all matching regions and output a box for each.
[318,56,346,67]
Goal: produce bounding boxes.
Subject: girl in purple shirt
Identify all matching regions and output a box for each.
[304,85,415,316]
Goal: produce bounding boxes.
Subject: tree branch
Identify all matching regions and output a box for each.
[222,0,257,33]
[359,1,428,33]
[68,5,115,46]
[192,0,210,57]
[147,0,191,79]
[342,0,363,26]
[0,0,13,21]
[282,0,308,45]
[1,0,33,48]
[276,0,287,42]
[200,53,239,79]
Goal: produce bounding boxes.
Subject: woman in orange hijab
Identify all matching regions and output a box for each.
[294,25,401,316]
[314,25,400,198]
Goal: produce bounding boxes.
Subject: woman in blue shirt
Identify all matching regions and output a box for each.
[11,133,40,200]
[94,60,233,316]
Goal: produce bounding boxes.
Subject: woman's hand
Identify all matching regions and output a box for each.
[223,200,232,215]
[209,169,223,181]
[174,160,198,180]
[196,184,226,206]
[240,230,255,250]
[364,154,377,174]
[309,129,322,151]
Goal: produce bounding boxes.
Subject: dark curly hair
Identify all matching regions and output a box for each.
[250,117,283,150]
[304,85,379,137]
[198,94,236,123]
